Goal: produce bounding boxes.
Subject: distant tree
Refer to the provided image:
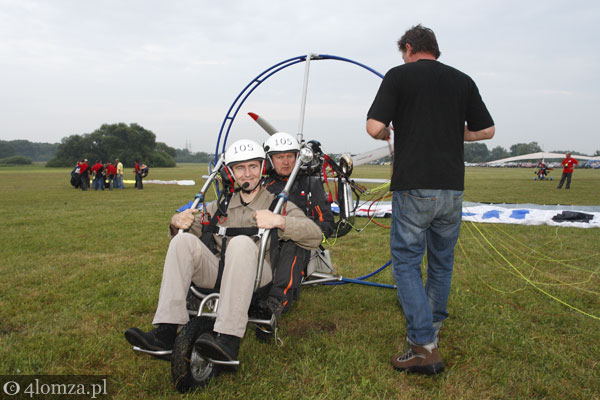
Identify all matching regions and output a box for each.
[0,155,32,165]
[0,141,16,159]
[489,146,510,161]
[174,148,213,163]
[595,150,600,156]
[46,123,176,167]
[156,142,177,158]
[464,142,490,163]
[510,142,543,156]
[0,140,58,161]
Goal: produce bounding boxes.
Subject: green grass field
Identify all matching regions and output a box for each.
[1,164,599,399]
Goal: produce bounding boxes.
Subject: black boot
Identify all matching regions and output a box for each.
[124,324,178,351]
[255,296,283,342]
[196,332,240,362]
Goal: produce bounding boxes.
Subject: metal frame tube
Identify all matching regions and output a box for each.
[178,154,225,234]
[296,53,313,144]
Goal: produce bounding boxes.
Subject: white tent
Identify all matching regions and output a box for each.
[487,152,600,164]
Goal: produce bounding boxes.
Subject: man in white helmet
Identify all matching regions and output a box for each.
[125,139,322,364]
[262,132,335,315]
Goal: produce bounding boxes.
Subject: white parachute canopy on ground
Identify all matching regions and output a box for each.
[487,152,600,164]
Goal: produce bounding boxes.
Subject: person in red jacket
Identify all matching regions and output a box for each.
[106,161,117,190]
[557,152,579,189]
[78,159,90,191]
[91,160,105,191]
[134,160,143,190]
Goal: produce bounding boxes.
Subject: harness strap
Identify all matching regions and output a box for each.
[207,193,282,290]
[203,225,259,237]
[214,237,227,289]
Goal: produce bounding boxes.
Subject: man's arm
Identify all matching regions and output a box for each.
[259,204,322,250]
[464,125,495,142]
[366,119,392,141]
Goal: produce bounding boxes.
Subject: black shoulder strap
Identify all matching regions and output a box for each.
[200,191,232,251]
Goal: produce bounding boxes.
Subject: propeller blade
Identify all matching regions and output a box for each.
[248,112,279,136]
[351,144,393,167]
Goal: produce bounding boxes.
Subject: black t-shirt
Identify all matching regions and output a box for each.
[367,59,494,191]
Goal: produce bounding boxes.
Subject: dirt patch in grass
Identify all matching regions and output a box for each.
[285,319,337,338]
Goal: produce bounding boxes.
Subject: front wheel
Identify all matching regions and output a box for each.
[171,317,219,393]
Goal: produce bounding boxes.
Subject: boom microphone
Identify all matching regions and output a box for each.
[242,182,250,190]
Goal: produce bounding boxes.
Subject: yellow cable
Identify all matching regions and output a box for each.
[468,220,600,320]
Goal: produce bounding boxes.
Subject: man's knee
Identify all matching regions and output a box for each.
[170,232,199,250]
[226,236,257,256]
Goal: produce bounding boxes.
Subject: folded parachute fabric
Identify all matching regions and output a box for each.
[331,201,600,229]
[123,179,195,186]
[460,203,599,228]
[551,211,594,223]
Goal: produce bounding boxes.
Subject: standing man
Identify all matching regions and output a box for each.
[115,158,124,189]
[366,24,495,375]
[106,161,117,190]
[91,160,105,191]
[134,160,143,190]
[78,159,89,191]
[557,152,578,189]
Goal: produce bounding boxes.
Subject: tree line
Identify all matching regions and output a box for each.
[46,123,177,167]
[4,128,598,167]
[2,123,216,167]
[464,141,600,163]
[0,140,59,164]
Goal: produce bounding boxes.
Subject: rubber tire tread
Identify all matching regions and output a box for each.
[171,317,219,393]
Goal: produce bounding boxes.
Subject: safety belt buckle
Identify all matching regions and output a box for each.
[217,226,227,237]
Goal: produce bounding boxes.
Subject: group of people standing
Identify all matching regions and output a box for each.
[74,158,149,191]
[74,158,124,191]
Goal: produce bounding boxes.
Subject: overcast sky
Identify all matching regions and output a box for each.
[1,0,599,155]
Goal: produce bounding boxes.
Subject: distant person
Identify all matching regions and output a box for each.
[536,159,548,180]
[78,159,90,191]
[106,161,117,190]
[366,24,494,375]
[115,159,124,189]
[70,162,81,189]
[557,152,579,189]
[140,163,149,179]
[134,160,143,190]
[91,160,105,191]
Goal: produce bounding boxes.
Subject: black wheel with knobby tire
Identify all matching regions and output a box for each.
[171,317,219,393]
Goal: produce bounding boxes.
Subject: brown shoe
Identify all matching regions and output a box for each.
[391,345,445,375]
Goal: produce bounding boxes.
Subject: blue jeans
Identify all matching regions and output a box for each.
[390,189,463,346]
[114,174,123,189]
[93,176,104,190]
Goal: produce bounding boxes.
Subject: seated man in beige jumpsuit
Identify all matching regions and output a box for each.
[125,138,322,363]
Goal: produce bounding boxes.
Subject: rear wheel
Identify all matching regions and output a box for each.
[171,317,219,393]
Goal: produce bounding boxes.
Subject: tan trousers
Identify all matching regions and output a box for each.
[152,233,272,337]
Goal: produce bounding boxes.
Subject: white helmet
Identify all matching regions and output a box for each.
[224,139,265,166]
[263,132,300,155]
